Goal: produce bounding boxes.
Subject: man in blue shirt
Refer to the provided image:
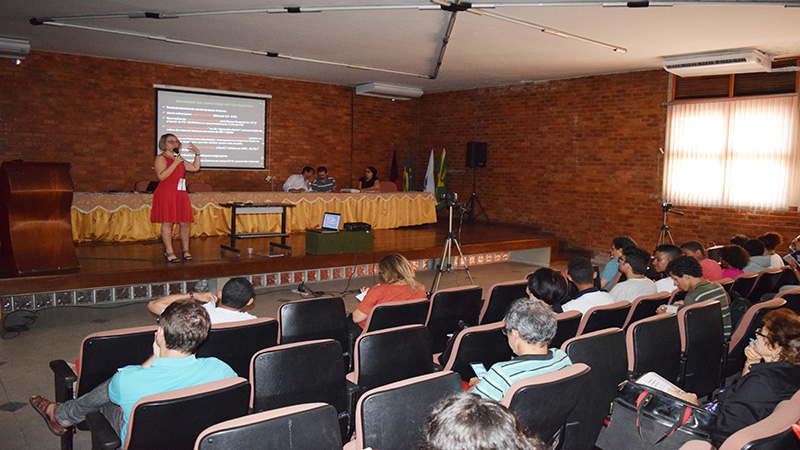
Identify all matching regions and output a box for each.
[30,300,236,440]
[470,298,572,402]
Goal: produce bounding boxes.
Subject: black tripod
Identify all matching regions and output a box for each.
[431,199,474,293]
[466,166,489,221]
[657,202,684,246]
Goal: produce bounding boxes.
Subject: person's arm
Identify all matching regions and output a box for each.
[182,143,201,172]
[787,258,800,283]
[357,179,364,190]
[352,308,368,324]
[154,154,182,181]
[147,291,216,316]
[372,180,380,191]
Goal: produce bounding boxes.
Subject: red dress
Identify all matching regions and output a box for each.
[150,154,194,223]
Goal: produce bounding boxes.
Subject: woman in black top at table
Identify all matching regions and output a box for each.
[358,166,381,192]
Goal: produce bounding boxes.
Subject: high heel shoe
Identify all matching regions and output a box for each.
[164,252,180,263]
[182,250,193,261]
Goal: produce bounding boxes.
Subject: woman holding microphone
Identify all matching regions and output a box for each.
[151,133,201,263]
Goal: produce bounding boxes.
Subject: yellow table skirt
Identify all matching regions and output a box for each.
[71,192,437,242]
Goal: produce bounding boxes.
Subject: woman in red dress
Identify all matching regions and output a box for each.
[151,134,201,263]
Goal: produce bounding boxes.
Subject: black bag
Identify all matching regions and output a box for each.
[595,381,716,450]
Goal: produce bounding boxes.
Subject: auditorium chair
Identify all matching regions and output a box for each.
[49,325,158,450]
[425,285,483,353]
[278,296,350,367]
[621,291,671,329]
[379,181,398,192]
[552,310,582,349]
[86,377,250,450]
[561,329,628,450]
[678,391,800,450]
[776,286,800,314]
[249,339,352,441]
[773,266,799,292]
[360,298,429,334]
[478,279,528,325]
[436,321,513,381]
[669,289,688,304]
[344,371,463,450]
[347,325,434,399]
[678,300,725,398]
[626,313,681,383]
[721,298,786,381]
[747,268,784,302]
[730,273,758,300]
[501,363,591,450]
[717,277,734,292]
[195,403,342,450]
[195,317,279,378]
[575,301,631,336]
[186,182,213,192]
[133,180,151,192]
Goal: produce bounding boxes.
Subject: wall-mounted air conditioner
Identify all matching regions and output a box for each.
[355,82,424,100]
[662,48,771,77]
[0,37,30,60]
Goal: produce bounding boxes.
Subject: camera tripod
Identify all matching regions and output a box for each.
[431,201,474,293]
[657,202,684,246]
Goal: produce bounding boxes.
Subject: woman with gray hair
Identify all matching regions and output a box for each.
[469,298,572,402]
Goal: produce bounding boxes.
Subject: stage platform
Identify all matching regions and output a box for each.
[0,221,561,313]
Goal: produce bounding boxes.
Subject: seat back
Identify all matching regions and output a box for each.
[353,371,463,450]
[196,318,279,378]
[133,180,151,192]
[626,313,681,382]
[250,339,347,414]
[773,267,798,292]
[379,182,398,192]
[187,182,213,192]
[717,391,800,450]
[678,300,724,397]
[561,329,628,450]
[195,403,341,450]
[576,301,631,336]
[718,277,735,292]
[478,280,528,325]
[501,363,591,448]
[352,325,433,392]
[723,298,786,378]
[747,268,784,302]
[76,325,159,398]
[669,289,688,305]
[425,285,483,353]
[730,273,758,299]
[776,287,800,314]
[552,310,582,349]
[362,298,429,333]
[279,296,349,353]
[622,291,671,329]
[124,377,250,450]
[440,322,514,381]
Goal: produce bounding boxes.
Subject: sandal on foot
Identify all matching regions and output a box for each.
[182,251,193,261]
[164,252,180,263]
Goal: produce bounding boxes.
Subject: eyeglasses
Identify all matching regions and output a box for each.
[755,328,767,339]
[501,328,509,336]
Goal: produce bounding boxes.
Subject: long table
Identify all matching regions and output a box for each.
[71,191,437,242]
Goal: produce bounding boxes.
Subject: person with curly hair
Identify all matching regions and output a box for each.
[719,245,750,279]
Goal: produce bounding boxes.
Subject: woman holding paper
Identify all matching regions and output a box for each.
[150,133,201,263]
[351,253,427,328]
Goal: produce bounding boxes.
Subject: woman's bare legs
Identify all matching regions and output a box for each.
[161,222,179,262]
[179,222,192,259]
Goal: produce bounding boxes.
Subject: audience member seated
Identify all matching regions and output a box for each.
[759,232,785,269]
[652,244,681,293]
[283,166,315,192]
[358,166,381,192]
[526,268,571,313]
[470,299,572,402]
[561,257,615,315]
[310,166,337,192]
[30,300,236,440]
[743,239,772,274]
[419,392,545,450]
[600,236,637,291]
[671,309,800,441]
[719,245,750,279]
[783,234,800,265]
[351,253,427,330]
[681,241,723,281]
[657,255,732,338]
[609,246,657,302]
[730,234,749,247]
[148,277,256,324]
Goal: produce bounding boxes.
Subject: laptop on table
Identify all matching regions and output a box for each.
[307,212,341,233]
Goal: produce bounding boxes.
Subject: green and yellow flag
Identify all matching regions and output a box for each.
[435,149,447,209]
[402,151,413,191]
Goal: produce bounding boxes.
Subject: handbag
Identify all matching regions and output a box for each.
[595,380,716,450]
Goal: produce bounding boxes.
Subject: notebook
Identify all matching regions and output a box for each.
[307,212,341,233]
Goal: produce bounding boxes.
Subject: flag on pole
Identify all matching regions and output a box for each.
[423,150,435,194]
[402,151,413,191]
[435,149,447,209]
[390,150,400,190]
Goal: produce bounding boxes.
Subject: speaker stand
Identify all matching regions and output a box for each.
[466,166,490,221]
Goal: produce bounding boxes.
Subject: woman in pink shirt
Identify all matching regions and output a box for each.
[720,245,750,279]
[351,253,427,328]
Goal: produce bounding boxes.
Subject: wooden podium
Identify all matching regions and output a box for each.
[0,161,80,277]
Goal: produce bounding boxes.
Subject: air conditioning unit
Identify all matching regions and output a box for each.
[662,48,771,77]
[0,37,30,60]
[355,82,423,100]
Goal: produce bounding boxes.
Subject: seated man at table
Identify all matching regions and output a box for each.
[470,298,572,402]
[283,166,315,192]
[310,166,337,192]
[148,277,256,324]
[30,300,236,440]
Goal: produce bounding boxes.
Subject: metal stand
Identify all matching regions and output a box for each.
[431,203,474,292]
[656,202,684,247]
[466,166,489,221]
